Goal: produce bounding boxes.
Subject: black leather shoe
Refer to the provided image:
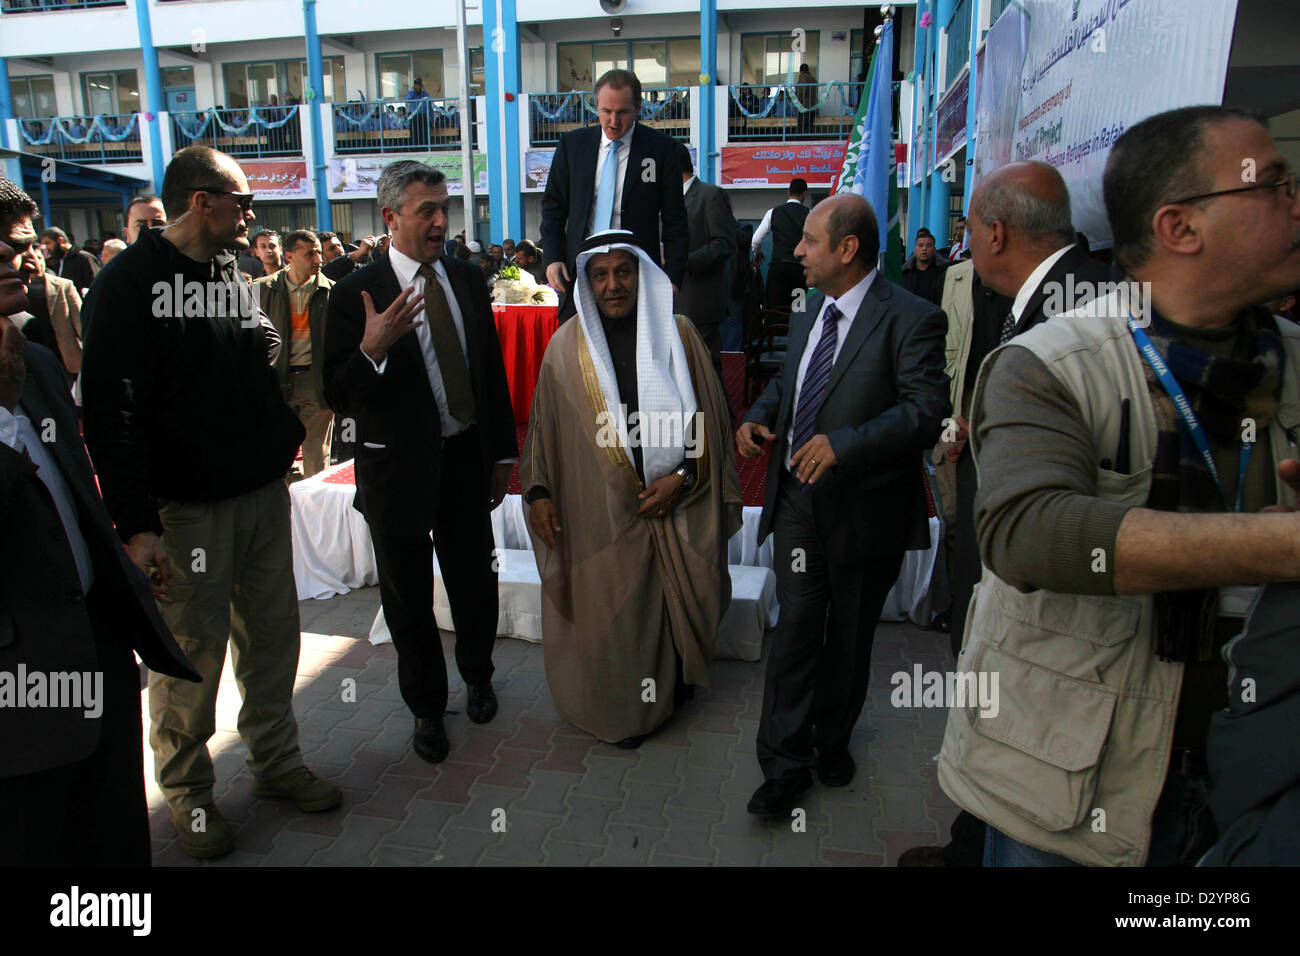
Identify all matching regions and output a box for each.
[746,769,813,817]
[466,682,498,724]
[413,717,449,763]
[817,750,855,787]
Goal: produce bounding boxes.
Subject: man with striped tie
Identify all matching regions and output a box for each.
[736,193,950,817]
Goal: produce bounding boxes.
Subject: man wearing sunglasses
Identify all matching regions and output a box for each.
[81,146,340,860]
[938,106,1300,867]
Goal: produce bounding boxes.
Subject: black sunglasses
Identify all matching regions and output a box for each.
[187,186,255,212]
[1170,171,1297,206]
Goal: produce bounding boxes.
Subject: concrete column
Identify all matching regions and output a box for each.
[132,0,168,192]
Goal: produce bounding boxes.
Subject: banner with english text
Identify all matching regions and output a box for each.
[974,0,1239,246]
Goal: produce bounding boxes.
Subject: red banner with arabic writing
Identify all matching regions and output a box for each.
[719,144,847,187]
[240,160,312,199]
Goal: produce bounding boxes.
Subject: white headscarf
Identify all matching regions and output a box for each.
[574,234,697,485]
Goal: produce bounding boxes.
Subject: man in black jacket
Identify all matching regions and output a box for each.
[324,160,517,765]
[899,228,949,306]
[81,146,341,860]
[0,177,200,865]
[40,226,101,298]
[676,140,736,367]
[541,69,689,320]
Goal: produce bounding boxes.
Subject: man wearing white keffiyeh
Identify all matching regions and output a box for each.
[521,230,742,747]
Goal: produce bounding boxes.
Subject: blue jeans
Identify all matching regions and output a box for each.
[984,769,1217,867]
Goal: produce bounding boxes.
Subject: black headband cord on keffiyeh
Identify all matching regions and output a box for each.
[1124,298,1285,662]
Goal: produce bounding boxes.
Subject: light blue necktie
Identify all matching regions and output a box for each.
[593,139,622,232]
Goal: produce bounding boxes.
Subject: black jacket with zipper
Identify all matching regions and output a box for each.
[80,226,304,542]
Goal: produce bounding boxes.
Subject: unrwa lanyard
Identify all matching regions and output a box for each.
[1128,317,1252,512]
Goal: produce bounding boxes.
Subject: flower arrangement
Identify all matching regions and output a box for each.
[490,263,558,306]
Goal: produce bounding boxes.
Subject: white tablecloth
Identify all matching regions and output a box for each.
[290,463,939,660]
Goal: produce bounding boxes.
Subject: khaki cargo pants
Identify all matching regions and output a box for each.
[150,479,304,812]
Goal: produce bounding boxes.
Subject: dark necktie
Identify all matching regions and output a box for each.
[416,263,476,424]
[790,303,841,463]
[999,310,1018,344]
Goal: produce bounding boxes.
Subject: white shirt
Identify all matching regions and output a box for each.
[587,122,636,235]
[786,269,878,469]
[0,403,93,594]
[365,246,471,439]
[682,175,697,196]
[1010,244,1073,324]
[752,198,806,253]
[362,249,516,464]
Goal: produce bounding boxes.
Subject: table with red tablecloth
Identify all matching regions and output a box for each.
[492,302,560,423]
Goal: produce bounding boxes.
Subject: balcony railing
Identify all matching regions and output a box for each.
[1,0,125,11]
[171,106,302,158]
[332,97,476,154]
[17,114,142,163]
[728,83,870,143]
[529,87,690,146]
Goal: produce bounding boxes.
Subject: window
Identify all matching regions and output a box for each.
[11,75,56,119]
[851,29,866,82]
[82,70,140,115]
[377,51,444,100]
[740,32,821,85]
[222,58,345,109]
[470,47,484,96]
[557,39,700,91]
[162,67,194,90]
[291,58,347,103]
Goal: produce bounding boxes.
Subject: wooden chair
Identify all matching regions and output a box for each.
[745,306,791,405]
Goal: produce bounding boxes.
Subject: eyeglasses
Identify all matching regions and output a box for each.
[1170,171,1297,206]
[187,186,255,212]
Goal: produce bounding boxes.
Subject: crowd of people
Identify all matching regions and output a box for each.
[1,64,1298,870]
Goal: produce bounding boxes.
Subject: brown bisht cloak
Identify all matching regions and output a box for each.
[520,315,743,743]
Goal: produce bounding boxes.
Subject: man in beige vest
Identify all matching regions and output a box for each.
[939,105,1300,866]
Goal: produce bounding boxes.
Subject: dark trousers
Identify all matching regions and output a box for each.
[947,450,982,655]
[758,470,904,781]
[765,259,806,312]
[368,431,497,718]
[693,320,723,372]
[0,596,150,866]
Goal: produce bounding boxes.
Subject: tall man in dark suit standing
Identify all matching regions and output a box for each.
[676,141,736,368]
[324,161,517,765]
[541,69,689,320]
[736,193,950,815]
[0,178,200,865]
[900,159,1111,867]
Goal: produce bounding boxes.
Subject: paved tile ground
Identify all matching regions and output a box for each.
[145,585,959,866]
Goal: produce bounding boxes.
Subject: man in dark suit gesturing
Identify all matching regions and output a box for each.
[541,69,689,319]
[676,140,737,366]
[324,161,516,764]
[736,193,950,816]
[0,184,199,864]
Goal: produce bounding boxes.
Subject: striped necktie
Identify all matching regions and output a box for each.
[790,303,841,465]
